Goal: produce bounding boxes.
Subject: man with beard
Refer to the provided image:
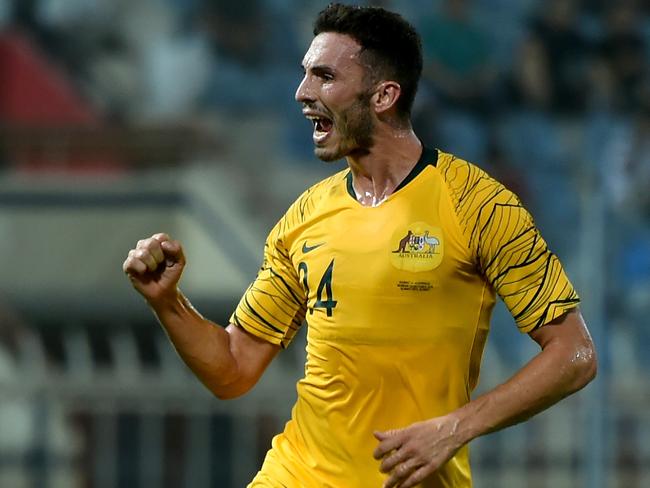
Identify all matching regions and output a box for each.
[123,4,596,487]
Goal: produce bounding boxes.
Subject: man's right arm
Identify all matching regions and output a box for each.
[123,233,280,399]
[151,292,280,399]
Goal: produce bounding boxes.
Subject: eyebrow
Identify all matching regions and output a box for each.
[301,64,336,76]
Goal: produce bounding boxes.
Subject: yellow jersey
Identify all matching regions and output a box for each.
[231,148,579,487]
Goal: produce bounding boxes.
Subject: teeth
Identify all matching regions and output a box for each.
[306,115,324,130]
[304,114,331,133]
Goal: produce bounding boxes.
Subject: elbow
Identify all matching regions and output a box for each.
[209,377,255,401]
[569,342,598,392]
[212,385,249,401]
[213,389,241,401]
[198,357,253,401]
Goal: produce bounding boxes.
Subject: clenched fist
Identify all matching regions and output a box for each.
[123,233,185,303]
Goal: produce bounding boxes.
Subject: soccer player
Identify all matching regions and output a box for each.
[123,4,597,487]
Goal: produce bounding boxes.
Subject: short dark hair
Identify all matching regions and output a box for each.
[314,3,423,118]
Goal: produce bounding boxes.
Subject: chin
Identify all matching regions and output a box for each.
[314,149,342,162]
[314,144,345,162]
[312,136,370,162]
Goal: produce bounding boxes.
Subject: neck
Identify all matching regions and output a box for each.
[346,126,422,207]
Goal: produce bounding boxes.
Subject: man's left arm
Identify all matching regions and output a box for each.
[373,308,597,488]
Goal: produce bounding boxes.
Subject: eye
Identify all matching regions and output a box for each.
[311,67,334,81]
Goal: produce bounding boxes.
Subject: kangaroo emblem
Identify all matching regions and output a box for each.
[393,230,413,253]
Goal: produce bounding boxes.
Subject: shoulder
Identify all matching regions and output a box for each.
[286,169,347,221]
[269,169,348,242]
[294,169,348,211]
[436,151,511,205]
[436,150,528,243]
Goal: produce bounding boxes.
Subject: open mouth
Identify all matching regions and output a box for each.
[306,114,334,144]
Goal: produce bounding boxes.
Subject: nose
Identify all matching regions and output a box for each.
[295,75,314,104]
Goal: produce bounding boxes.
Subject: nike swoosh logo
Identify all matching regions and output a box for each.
[302,242,324,253]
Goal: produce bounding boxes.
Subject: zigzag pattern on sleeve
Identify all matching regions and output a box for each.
[439,154,579,332]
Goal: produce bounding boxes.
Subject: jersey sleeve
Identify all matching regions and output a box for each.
[441,156,580,332]
[230,216,307,348]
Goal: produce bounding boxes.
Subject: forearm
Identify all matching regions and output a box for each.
[453,329,597,445]
[124,234,279,399]
[373,323,596,488]
[149,290,240,397]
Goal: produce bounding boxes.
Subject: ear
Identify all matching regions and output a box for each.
[371,81,401,115]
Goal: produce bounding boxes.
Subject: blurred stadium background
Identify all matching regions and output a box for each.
[0,0,648,486]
